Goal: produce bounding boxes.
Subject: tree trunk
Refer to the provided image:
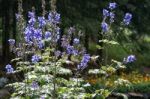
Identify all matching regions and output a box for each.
[1,0,14,63]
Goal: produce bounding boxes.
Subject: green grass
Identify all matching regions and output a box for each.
[114,82,150,93]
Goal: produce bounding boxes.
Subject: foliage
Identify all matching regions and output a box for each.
[115,82,150,93]
[86,71,150,93]
[4,1,137,99]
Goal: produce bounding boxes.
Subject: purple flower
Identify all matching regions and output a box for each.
[110,12,115,23]
[123,13,132,25]
[103,9,109,17]
[124,55,136,63]
[61,36,68,47]
[73,50,78,56]
[66,45,74,55]
[28,11,35,18]
[28,17,36,26]
[40,96,45,99]
[56,34,60,42]
[45,31,51,39]
[5,64,14,73]
[54,27,61,42]
[110,12,115,19]
[31,81,39,90]
[48,12,60,24]
[24,36,31,43]
[101,22,109,32]
[56,27,60,34]
[24,26,32,35]
[33,29,42,41]
[24,26,36,43]
[38,17,46,27]
[73,38,80,44]
[81,54,91,63]
[109,2,117,10]
[8,39,15,45]
[15,13,21,20]
[78,54,90,70]
[17,51,23,57]
[5,64,12,69]
[37,41,44,49]
[31,55,41,63]
[54,12,60,23]
[126,55,136,63]
[55,50,61,57]
[28,11,36,26]
[48,12,53,22]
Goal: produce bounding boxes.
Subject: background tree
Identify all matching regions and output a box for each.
[0,0,150,67]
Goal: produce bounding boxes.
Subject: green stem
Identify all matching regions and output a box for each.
[105,45,108,65]
[53,57,57,99]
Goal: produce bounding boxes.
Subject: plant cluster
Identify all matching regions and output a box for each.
[5,1,136,99]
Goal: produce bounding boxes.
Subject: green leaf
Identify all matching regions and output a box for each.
[96,45,103,49]
[11,58,22,62]
[99,39,119,45]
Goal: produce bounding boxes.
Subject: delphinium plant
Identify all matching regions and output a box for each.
[87,2,136,98]
[5,0,92,98]
[99,2,136,73]
[5,1,136,99]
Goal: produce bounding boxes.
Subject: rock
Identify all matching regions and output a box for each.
[108,92,150,99]
[107,92,128,99]
[128,92,145,99]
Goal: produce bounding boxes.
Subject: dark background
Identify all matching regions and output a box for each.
[0,0,150,68]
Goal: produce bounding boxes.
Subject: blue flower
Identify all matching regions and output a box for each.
[5,64,14,73]
[15,13,21,20]
[55,27,60,42]
[40,95,45,99]
[28,11,35,18]
[45,31,51,39]
[56,34,60,42]
[124,55,136,63]
[123,13,132,25]
[28,17,36,26]
[54,12,60,23]
[78,54,90,70]
[37,41,44,49]
[126,55,136,63]
[103,9,109,17]
[56,27,60,34]
[61,36,68,47]
[101,22,109,32]
[28,11,36,26]
[66,45,74,55]
[48,12,53,22]
[24,26,35,43]
[33,29,42,41]
[48,12,60,24]
[5,64,12,69]
[109,2,117,10]
[110,12,115,23]
[38,17,46,27]
[31,81,39,90]
[55,50,61,57]
[8,39,15,45]
[31,55,41,63]
[73,38,80,44]
[81,54,91,63]
[73,50,78,56]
